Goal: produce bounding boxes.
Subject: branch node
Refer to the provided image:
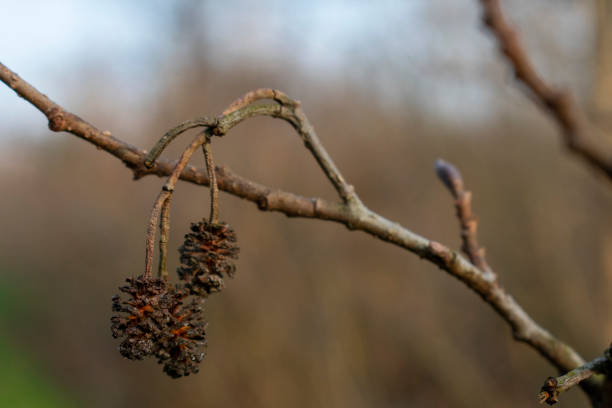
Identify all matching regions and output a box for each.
[211,125,225,136]
[426,241,455,268]
[311,197,320,215]
[257,195,269,211]
[132,166,148,180]
[47,107,66,131]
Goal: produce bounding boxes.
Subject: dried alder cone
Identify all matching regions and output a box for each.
[111,275,207,378]
[111,127,239,378]
[178,220,240,296]
[111,276,167,360]
[156,295,207,379]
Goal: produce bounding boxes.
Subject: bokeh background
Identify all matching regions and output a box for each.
[1,1,612,407]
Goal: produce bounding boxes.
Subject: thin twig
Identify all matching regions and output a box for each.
[145,90,358,206]
[144,117,217,168]
[435,159,494,279]
[217,95,360,205]
[158,195,171,279]
[144,131,208,277]
[0,62,588,383]
[202,137,219,224]
[221,88,297,116]
[478,0,612,180]
[538,351,612,405]
[435,158,605,404]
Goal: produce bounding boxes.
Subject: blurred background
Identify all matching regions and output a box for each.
[1,0,612,407]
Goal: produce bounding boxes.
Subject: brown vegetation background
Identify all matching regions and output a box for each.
[1,1,611,407]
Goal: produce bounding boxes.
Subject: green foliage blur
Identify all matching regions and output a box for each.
[0,280,75,407]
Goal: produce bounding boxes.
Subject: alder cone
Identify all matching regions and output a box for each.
[111,275,207,378]
[111,276,169,360]
[178,220,239,296]
[156,297,207,378]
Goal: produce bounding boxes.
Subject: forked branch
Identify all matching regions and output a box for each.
[479,0,612,180]
[435,159,494,279]
[0,61,593,401]
[538,345,612,405]
[144,130,210,277]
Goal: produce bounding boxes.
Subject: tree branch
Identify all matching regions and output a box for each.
[202,139,219,224]
[435,159,494,280]
[144,117,216,168]
[479,0,612,180]
[158,195,171,279]
[538,345,612,405]
[215,93,360,205]
[145,131,209,277]
[0,61,590,395]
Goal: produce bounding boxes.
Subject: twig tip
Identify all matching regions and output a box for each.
[538,377,559,405]
[434,158,463,196]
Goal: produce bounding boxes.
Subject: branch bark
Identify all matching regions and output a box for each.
[0,61,593,401]
[145,131,209,278]
[479,0,612,180]
[538,345,612,406]
[435,159,494,280]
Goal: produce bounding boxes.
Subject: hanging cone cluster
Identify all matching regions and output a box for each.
[111,276,207,378]
[112,124,240,379]
[178,220,239,296]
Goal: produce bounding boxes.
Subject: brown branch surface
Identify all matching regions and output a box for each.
[158,196,171,279]
[202,139,219,223]
[221,88,297,116]
[0,61,589,386]
[479,0,612,180]
[145,131,209,277]
[144,117,216,167]
[538,349,612,405]
[435,159,494,279]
